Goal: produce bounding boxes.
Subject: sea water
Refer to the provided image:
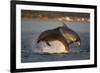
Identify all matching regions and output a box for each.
[21,19,90,63]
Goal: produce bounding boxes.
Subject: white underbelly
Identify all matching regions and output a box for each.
[32,40,69,54]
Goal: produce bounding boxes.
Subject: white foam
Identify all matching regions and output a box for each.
[32,40,69,54]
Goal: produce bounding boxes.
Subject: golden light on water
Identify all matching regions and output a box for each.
[22,10,90,23]
[57,16,89,22]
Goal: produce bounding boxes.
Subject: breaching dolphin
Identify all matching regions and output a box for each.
[37,22,81,53]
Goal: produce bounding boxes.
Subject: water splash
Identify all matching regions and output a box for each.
[32,40,69,54]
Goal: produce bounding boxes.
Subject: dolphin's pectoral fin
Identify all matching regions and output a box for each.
[46,41,51,46]
[37,40,51,46]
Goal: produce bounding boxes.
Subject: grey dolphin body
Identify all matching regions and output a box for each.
[37,23,81,52]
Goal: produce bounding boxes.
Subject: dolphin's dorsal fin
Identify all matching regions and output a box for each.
[62,22,69,29]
